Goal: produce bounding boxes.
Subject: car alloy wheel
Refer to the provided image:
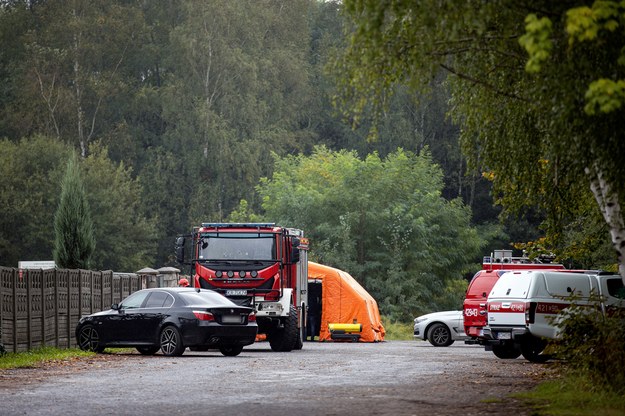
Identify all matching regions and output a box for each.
[160,326,185,356]
[78,325,104,353]
[428,323,454,347]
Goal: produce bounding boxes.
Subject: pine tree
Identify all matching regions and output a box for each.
[53,153,96,269]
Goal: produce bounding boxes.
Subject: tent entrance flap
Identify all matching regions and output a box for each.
[307,281,322,340]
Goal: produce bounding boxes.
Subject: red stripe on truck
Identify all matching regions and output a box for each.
[487,302,525,312]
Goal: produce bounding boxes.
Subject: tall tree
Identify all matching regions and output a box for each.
[54,152,95,269]
[258,146,484,319]
[334,1,625,280]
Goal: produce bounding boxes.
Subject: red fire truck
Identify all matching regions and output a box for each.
[463,249,564,358]
[175,223,309,352]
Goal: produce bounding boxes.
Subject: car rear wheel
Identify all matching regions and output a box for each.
[77,325,105,353]
[491,343,521,359]
[427,323,454,347]
[521,336,550,363]
[136,346,159,355]
[160,326,185,356]
[219,344,243,356]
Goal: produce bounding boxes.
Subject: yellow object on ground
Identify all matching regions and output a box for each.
[328,323,362,333]
[308,262,385,342]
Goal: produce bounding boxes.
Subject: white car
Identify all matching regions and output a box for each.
[413,310,468,347]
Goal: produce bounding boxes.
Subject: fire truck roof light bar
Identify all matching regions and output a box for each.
[201,223,276,229]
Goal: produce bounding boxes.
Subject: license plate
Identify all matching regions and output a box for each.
[221,315,242,324]
[496,332,511,340]
[225,289,247,296]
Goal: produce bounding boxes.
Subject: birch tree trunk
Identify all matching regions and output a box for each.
[585,163,625,284]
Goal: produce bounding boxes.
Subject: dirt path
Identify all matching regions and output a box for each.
[0,341,554,415]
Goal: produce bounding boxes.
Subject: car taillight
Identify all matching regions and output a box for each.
[525,302,537,324]
[193,311,215,321]
[248,313,256,322]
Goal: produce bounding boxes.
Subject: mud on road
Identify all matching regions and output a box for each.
[0,341,553,416]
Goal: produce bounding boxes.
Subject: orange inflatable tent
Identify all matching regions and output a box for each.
[308,262,385,342]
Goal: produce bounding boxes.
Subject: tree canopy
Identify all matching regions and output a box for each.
[258,146,484,319]
[335,0,625,278]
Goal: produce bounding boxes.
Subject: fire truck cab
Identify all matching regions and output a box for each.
[175,223,309,352]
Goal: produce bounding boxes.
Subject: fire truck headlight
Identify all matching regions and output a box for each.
[238,270,246,278]
[215,271,223,278]
[250,271,258,278]
[227,271,234,278]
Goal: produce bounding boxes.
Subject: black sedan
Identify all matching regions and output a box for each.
[76,287,258,356]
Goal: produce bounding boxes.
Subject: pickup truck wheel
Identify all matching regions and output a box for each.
[427,323,454,347]
[521,336,550,363]
[491,344,521,359]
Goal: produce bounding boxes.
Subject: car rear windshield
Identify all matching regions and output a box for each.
[178,291,237,307]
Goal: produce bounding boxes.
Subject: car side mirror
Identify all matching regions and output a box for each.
[111,303,119,310]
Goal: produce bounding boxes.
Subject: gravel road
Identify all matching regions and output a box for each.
[0,340,552,415]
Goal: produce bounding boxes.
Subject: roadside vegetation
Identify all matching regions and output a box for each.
[380,317,413,340]
[0,347,93,370]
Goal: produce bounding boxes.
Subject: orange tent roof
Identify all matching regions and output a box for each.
[308,262,385,342]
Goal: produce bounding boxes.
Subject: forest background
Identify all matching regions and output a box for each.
[0,0,613,320]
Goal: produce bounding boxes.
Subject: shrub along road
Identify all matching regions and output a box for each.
[0,341,551,415]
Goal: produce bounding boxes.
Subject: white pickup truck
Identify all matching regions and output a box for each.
[482,270,625,362]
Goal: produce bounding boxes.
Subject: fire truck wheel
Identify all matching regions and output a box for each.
[520,336,550,363]
[77,325,105,353]
[293,326,304,350]
[219,344,243,356]
[269,305,298,352]
[160,326,185,356]
[427,323,454,347]
[491,344,521,359]
[136,346,159,355]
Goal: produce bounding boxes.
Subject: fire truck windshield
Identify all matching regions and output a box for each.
[197,233,276,261]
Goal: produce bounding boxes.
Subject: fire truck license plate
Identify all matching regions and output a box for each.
[496,332,511,340]
[225,289,247,296]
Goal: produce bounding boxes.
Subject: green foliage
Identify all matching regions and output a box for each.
[0,135,70,266]
[336,1,625,273]
[0,347,93,370]
[81,144,158,271]
[53,153,96,269]
[518,14,553,73]
[380,316,413,341]
[548,300,625,394]
[516,374,625,415]
[258,146,484,320]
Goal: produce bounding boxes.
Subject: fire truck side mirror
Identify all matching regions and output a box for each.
[175,236,186,264]
[290,238,300,263]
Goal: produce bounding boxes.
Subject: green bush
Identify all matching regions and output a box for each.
[548,300,625,394]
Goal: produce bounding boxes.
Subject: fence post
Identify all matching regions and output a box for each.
[26,269,32,350]
[12,268,17,352]
[67,270,71,349]
[41,270,45,348]
[54,269,59,348]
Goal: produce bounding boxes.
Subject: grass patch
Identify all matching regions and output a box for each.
[0,347,94,370]
[515,374,625,416]
[381,316,413,340]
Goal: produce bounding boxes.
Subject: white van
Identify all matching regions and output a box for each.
[482,270,625,362]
